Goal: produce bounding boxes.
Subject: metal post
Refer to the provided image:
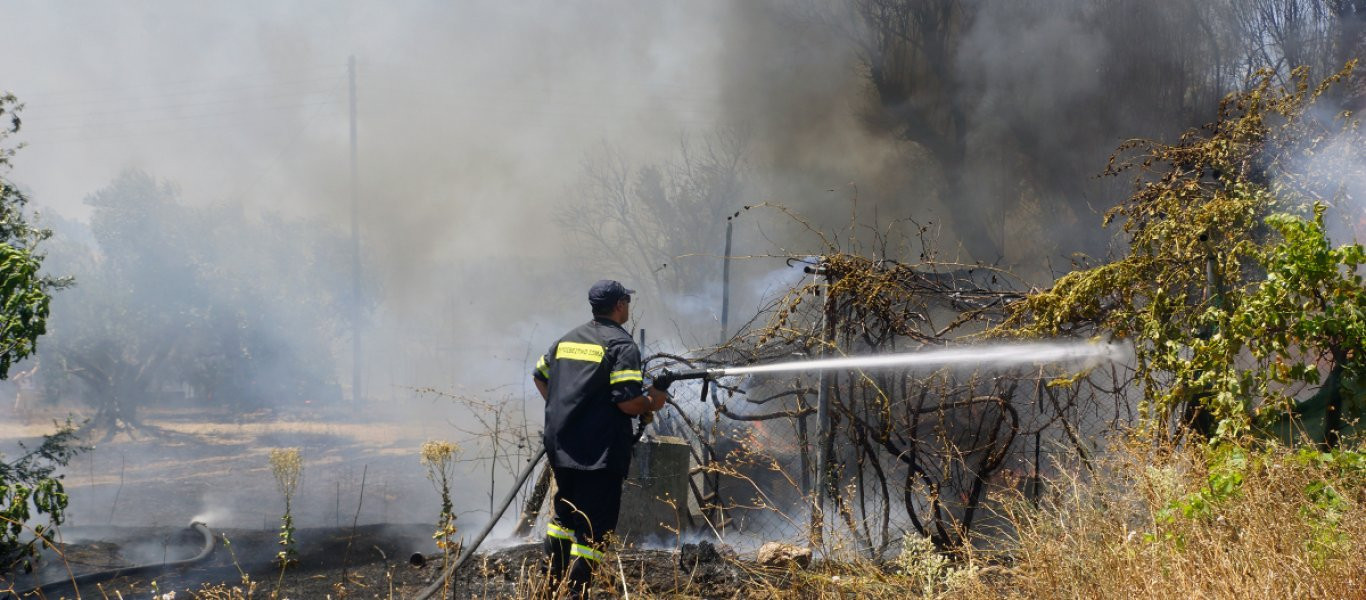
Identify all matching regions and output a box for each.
[1032,376,1043,503]
[809,258,833,546]
[796,390,811,500]
[348,55,363,405]
[638,327,648,446]
[720,219,733,344]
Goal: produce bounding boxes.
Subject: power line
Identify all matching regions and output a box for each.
[16,75,346,113]
[23,84,343,122]
[366,93,722,130]
[22,100,338,146]
[364,69,724,103]
[214,80,347,199]
[25,95,718,147]
[15,66,341,101]
[23,99,339,135]
[18,69,729,147]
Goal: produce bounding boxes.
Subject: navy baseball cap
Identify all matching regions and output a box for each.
[589,280,635,308]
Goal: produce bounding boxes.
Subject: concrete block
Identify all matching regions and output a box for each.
[617,435,691,542]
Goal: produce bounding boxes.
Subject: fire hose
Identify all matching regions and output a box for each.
[412,372,697,599]
[6,520,216,599]
[412,446,546,600]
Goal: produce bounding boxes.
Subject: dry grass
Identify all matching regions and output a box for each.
[503,439,1366,600]
[21,439,1366,599]
[962,439,1366,600]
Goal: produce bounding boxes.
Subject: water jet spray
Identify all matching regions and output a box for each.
[654,340,1127,386]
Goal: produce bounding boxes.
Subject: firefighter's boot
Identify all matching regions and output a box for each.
[564,542,603,599]
[544,523,575,595]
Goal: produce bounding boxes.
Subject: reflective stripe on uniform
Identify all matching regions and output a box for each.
[536,355,550,378]
[547,523,575,541]
[608,369,642,385]
[556,341,606,363]
[570,543,604,562]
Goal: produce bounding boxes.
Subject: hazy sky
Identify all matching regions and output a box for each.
[10,1,1356,401]
[1,2,782,529]
[1,1,738,261]
[0,2,791,390]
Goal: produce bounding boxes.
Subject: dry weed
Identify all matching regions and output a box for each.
[966,439,1366,599]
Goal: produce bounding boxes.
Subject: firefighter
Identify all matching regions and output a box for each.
[532,280,673,597]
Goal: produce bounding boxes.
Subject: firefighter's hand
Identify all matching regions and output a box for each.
[639,411,655,427]
[651,369,677,393]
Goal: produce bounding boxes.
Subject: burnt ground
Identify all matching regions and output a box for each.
[1,525,763,599]
[445,541,756,599]
[1,407,789,599]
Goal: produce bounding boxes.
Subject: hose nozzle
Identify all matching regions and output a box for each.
[652,367,723,391]
[664,367,720,381]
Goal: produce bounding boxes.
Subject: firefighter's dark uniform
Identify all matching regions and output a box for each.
[533,316,644,592]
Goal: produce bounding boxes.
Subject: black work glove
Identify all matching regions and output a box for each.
[651,369,677,393]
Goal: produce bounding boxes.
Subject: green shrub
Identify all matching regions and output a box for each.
[0,421,83,570]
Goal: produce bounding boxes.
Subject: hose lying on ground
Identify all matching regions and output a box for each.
[6,521,216,599]
[412,447,547,600]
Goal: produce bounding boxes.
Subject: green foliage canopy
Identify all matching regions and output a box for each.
[0,92,77,571]
[0,93,53,380]
[995,64,1366,443]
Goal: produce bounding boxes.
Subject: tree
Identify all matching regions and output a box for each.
[559,131,748,310]
[1,423,80,571]
[0,92,79,571]
[791,1,1238,261]
[1233,0,1366,87]
[41,171,204,438]
[997,64,1365,443]
[0,94,55,379]
[783,0,1364,263]
[40,171,350,439]
[1241,208,1366,447]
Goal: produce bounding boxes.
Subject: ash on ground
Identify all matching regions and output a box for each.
[445,540,753,599]
[4,527,793,599]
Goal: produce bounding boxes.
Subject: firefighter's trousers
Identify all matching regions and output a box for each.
[543,466,626,597]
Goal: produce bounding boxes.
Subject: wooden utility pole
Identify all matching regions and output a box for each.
[349,55,363,405]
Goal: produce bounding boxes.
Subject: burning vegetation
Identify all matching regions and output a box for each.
[3,2,1366,599]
